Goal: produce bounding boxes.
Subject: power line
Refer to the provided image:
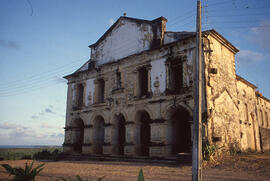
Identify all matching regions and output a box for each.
[0,57,87,86]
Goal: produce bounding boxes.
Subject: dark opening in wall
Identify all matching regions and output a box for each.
[98,79,105,103]
[170,107,191,154]
[171,60,183,93]
[169,59,183,94]
[77,84,84,107]
[73,118,84,153]
[116,69,122,89]
[138,67,149,97]
[117,114,126,155]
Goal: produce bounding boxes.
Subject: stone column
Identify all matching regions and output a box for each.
[149,122,171,157]
[103,125,114,155]
[124,122,141,156]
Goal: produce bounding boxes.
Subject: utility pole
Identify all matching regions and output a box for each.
[192,0,202,181]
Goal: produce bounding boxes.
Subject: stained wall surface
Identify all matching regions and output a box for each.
[63,16,270,157]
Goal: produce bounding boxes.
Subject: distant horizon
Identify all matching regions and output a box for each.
[0,145,62,149]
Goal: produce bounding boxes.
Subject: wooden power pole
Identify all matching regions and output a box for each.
[192,0,202,181]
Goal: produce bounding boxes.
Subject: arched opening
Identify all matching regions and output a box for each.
[72,118,84,153]
[93,116,105,154]
[135,110,151,156]
[170,106,192,154]
[114,114,126,155]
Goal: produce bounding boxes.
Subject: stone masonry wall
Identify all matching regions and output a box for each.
[203,33,241,151]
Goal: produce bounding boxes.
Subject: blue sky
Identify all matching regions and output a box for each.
[0,0,269,145]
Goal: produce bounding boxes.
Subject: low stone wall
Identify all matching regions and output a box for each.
[260,127,270,152]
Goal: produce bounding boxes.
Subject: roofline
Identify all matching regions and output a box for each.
[203,29,239,54]
[236,75,257,89]
[256,91,270,102]
[89,16,167,48]
[65,34,195,79]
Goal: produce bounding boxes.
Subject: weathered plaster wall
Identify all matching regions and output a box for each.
[150,58,166,94]
[204,34,241,150]
[236,80,260,151]
[64,37,196,156]
[91,19,154,66]
[85,78,95,106]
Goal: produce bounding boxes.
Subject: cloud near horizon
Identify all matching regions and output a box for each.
[0,122,28,130]
[0,122,64,145]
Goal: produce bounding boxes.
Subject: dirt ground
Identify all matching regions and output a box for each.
[0,153,269,181]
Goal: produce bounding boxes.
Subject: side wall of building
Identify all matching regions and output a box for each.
[203,34,241,151]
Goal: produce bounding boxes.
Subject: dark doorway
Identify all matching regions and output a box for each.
[93,116,105,154]
[136,111,151,156]
[73,118,84,153]
[117,114,126,155]
[171,107,191,154]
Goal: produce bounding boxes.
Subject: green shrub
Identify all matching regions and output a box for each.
[21,154,32,160]
[202,142,220,161]
[33,149,61,160]
[137,168,145,181]
[1,160,45,181]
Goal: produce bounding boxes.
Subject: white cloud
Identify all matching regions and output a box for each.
[0,122,64,145]
[0,122,28,130]
[9,127,44,138]
[236,50,265,63]
[249,19,270,51]
[108,18,115,26]
[40,122,62,129]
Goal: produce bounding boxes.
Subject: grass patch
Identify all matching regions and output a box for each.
[0,147,62,160]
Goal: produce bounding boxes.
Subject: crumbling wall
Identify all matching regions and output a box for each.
[203,34,241,151]
[236,79,260,151]
[91,19,154,66]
